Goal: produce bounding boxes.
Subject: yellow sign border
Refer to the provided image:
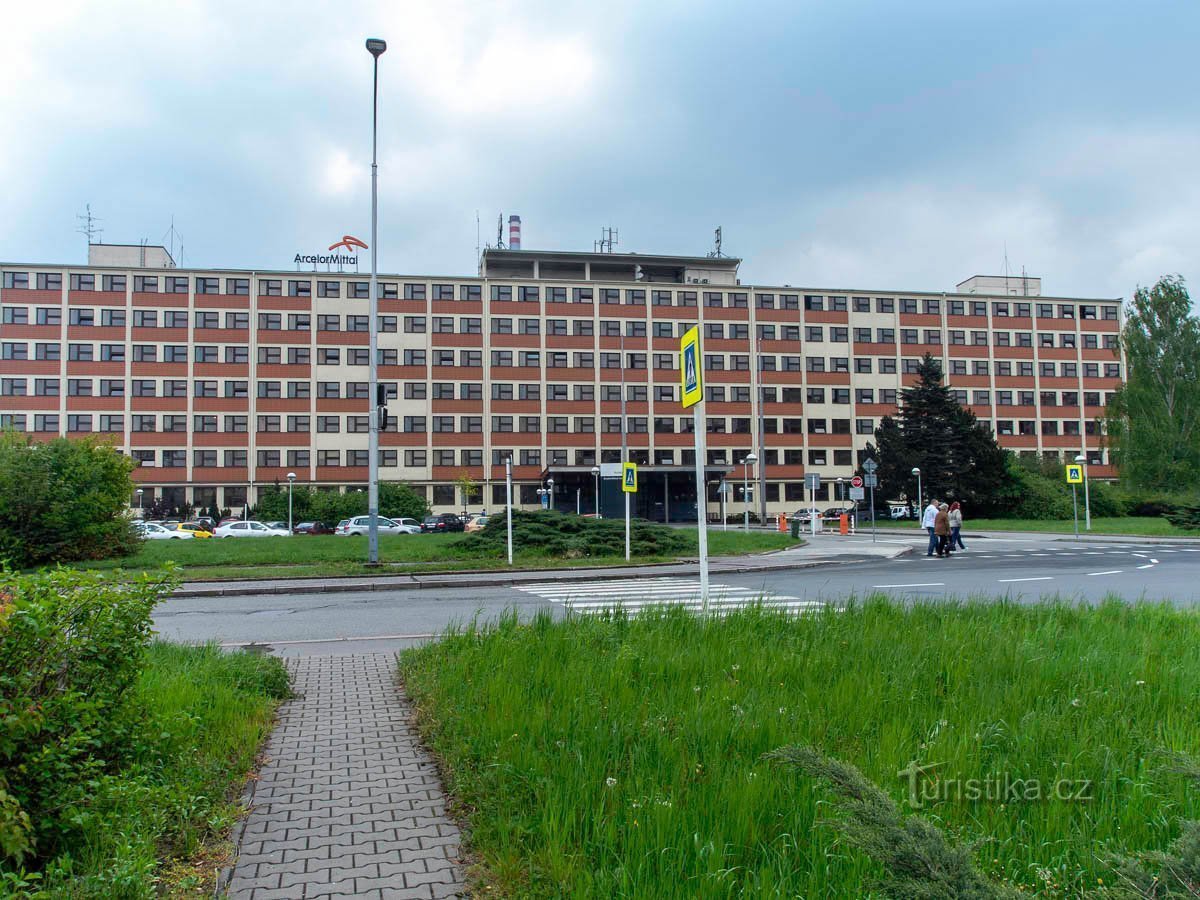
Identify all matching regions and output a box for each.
[622,461,638,493]
[1065,464,1083,484]
[680,326,703,408]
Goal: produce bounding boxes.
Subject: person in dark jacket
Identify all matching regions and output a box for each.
[934,503,952,557]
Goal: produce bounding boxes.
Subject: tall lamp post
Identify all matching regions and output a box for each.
[837,476,844,505]
[911,467,922,525]
[741,453,757,532]
[365,36,387,567]
[591,465,600,517]
[1074,453,1092,531]
[135,488,144,517]
[286,472,297,534]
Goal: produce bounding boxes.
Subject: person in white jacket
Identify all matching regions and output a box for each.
[922,499,940,556]
[948,501,966,551]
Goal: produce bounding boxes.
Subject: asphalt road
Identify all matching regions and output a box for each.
[153,533,1200,656]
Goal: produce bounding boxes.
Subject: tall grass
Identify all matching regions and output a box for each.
[401,599,1200,897]
[8,644,289,898]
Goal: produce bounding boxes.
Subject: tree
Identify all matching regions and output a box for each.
[454,472,480,515]
[0,432,140,567]
[866,354,1011,512]
[1105,275,1200,490]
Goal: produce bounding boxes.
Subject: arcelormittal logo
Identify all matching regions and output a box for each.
[295,235,368,265]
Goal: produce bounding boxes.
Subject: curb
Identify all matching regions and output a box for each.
[171,547,911,599]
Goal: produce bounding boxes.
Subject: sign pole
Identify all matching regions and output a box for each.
[1072,483,1079,541]
[694,405,709,611]
[869,483,876,543]
[625,491,631,562]
[505,457,513,566]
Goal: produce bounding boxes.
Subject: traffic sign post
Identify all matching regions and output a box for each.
[680,327,708,611]
[622,462,637,561]
[1066,464,1082,540]
[862,459,879,543]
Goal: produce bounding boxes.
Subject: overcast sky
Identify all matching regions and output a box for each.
[2,0,1197,300]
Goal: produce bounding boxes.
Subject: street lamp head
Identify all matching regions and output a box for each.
[1074,454,1086,463]
[590,466,600,475]
[287,472,297,481]
[365,38,387,57]
[744,453,758,464]
[911,467,921,475]
[547,479,555,489]
[136,488,143,495]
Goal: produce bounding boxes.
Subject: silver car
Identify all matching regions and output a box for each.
[336,515,411,536]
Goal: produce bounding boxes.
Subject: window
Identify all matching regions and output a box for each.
[165,276,189,294]
[287,280,311,297]
[317,281,340,298]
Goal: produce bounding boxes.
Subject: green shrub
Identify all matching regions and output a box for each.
[1085,480,1130,518]
[461,510,691,559]
[0,568,173,866]
[0,432,140,567]
[1007,470,1074,520]
[251,480,430,525]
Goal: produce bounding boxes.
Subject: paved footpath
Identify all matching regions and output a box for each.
[222,654,466,899]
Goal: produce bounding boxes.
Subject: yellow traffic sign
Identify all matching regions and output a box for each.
[680,326,703,408]
[622,461,638,493]
[1065,464,1083,484]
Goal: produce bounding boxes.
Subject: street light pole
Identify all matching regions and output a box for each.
[591,465,600,518]
[742,453,757,532]
[286,472,296,533]
[505,456,513,565]
[136,488,143,517]
[1075,453,1092,531]
[911,467,922,527]
[365,36,387,567]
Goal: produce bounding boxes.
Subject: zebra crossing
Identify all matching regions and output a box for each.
[514,577,830,616]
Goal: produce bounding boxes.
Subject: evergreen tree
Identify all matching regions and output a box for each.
[866,354,1010,511]
[1105,275,1200,490]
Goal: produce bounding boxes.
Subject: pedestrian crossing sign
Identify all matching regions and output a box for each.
[680,326,703,408]
[622,461,638,493]
[1065,464,1083,484]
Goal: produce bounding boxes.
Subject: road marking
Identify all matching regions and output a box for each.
[1137,564,1154,570]
[998,576,1054,583]
[1151,559,1159,564]
[872,582,946,588]
[1086,570,1122,576]
[514,577,823,616]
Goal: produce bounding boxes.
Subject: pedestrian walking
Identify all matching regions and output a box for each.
[934,503,951,557]
[949,501,965,551]
[922,498,940,557]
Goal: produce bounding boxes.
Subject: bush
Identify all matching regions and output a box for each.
[1007,470,1074,520]
[0,568,174,867]
[0,432,140,567]
[251,481,430,525]
[462,510,691,559]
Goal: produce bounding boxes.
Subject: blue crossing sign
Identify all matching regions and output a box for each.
[680,326,703,408]
[622,461,638,493]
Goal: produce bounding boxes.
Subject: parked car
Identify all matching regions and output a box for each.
[136,522,193,540]
[214,521,290,538]
[292,521,334,535]
[790,509,816,523]
[421,514,465,533]
[335,516,409,536]
[192,516,217,531]
[889,505,912,520]
[465,515,490,533]
[173,522,214,539]
[391,517,422,534]
[218,517,243,527]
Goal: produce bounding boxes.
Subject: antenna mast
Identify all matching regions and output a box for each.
[163,217,184,266]
[594,227,619,253]
[496,214,506,250]
[76,204,103,253]
[707,226,723,258]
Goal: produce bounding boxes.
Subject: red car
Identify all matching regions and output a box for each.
[292,521,334,535]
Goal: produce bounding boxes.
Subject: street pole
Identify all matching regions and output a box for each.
[365,37,386,567]
[286,472,296,533]
[869,482,876,543]
[591,466,600,518]
[721,481,727,531]
[693,404,709,613]
[136,489,143,516]
[1072,483,1079,540]
[1082,460,1092,531]
[505,457,513,565]
[624,489,630,562]
[576,487,581,515]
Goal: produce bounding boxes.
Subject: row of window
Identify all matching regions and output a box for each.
[3,272,1122,321]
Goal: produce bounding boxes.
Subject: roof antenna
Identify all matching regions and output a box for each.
[76,204,103,254]
[1003,242,1011,296]
[594,226,618,253]
[475,210,481,269]
[162,216,183,266]
[707,226,723,258]
[496,213,506,250]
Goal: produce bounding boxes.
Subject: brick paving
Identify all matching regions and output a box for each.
[223,654,466,899]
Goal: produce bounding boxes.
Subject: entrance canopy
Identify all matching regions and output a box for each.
[541,465,733,522]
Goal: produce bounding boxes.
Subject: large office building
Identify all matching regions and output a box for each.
[0,238,1123,520]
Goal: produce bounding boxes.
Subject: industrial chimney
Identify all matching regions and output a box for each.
[508,215,521,251]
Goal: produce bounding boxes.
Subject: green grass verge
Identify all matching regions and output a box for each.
[11,643,289,898]
[67,528,798,582]
[872,516,1200,537]
[401,600,1200,898]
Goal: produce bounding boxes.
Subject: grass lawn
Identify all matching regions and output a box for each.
[401,600,1200,898]
[872,516,1200,537]
[71,527,799,582]
[15,643,289,898]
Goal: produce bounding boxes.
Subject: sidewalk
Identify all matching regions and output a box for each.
[174,538,909,598]
[221,654,465,899]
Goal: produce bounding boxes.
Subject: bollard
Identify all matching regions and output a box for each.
[778,513,787,533]
[839,513,849,536]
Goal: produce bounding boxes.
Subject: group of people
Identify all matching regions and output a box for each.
[922,499,966,557]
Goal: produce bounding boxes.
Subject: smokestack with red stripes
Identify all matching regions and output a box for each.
[508,215,521,251]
